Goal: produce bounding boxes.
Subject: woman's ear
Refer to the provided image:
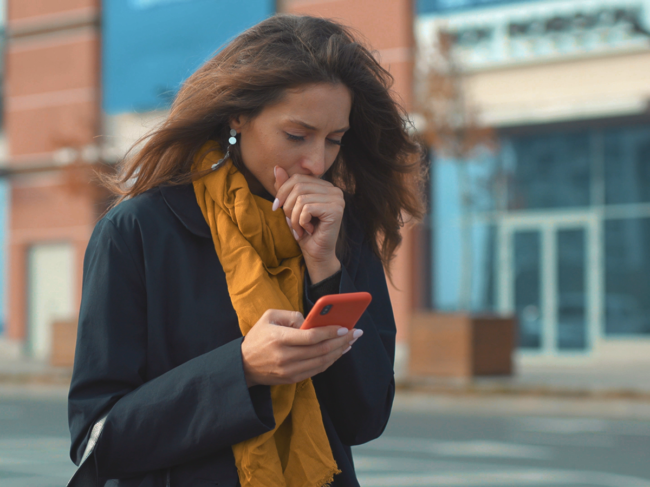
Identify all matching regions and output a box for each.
[229,115,246,132]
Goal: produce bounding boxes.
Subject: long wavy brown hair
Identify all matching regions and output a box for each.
[104,14,426,272]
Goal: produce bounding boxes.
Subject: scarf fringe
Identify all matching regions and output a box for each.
[318,468,342,487]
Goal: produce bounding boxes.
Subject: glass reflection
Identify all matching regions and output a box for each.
[557,229,587,350]
[604,126,650,205]
[505,132,590,210]
[605,218,650,336]
[514,231,542,349]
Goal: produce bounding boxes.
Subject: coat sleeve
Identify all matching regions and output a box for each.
[68,217,274,479]
[307,235,396,446]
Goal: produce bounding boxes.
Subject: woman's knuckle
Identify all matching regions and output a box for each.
[274,351,287,366]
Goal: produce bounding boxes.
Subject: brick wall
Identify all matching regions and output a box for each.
[4,0,101,346]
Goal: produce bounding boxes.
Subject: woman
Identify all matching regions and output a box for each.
[68,14,424,487]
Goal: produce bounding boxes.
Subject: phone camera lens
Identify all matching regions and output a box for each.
[320,304,333,315]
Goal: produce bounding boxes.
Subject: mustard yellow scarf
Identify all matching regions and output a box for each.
[193,148,340,487]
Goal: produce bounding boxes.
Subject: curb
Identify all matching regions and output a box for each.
[2,371,650,402]
[0,370,72,386]
[396,378,650,401]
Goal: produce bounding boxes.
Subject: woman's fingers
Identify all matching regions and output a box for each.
[282,338,354,383]
[272,166,290,211]
[272,172,344,243]
[262,310,354,348]
[281,323,349,346]
[288,194,342,237]
[243,310,359,387]
[275,173,332,205]
[284,185,338,228]
[286,332,353,361]
[275,176,339,226]
[279,327,359,372]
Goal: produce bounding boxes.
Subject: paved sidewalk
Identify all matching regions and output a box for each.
[401,358,650,399]
[392,390,650,420]
[0,339,72,385]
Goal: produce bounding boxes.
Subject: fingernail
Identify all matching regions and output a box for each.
[272,198,280,211]
[342,346,352,354]
[292,229,300,240]
[274,166,278,178]
[286,216,292,227]
[337,327,348,336]
[352,329,364,339]
[349,338,358,345]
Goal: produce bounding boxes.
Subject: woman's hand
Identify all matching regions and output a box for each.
[273,166,344,283]
[241,309,362,387]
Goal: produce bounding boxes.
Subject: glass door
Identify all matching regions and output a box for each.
[499,213,600,355]
[556,228,588,351]
[513,230,543,350]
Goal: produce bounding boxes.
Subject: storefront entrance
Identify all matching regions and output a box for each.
[27,243,75,360]
[497,212,601,355]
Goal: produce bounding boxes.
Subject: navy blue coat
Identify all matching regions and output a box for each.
[68,183,396,486]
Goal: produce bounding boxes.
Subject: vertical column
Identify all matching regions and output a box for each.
[4,0,101,351]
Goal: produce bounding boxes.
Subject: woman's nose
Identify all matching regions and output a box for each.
[301,143,327,177]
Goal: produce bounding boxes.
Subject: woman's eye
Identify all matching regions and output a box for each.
[327,138,343,146]
[286,133,305,142]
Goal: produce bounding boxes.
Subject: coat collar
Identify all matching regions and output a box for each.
[159,181,275,239]
[160,184,212,239]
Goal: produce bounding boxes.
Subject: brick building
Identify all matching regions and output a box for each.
[3,0,102,360]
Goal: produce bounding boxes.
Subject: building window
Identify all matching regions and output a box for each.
[604,218,650,336]
[505,131,591,210]
[433,121,650,342]
[604,126,650,205]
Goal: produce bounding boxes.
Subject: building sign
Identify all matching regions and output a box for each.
[418,0,540,14]
[417,0,650,70]
[506,7,646,38]
[103,0,274,114]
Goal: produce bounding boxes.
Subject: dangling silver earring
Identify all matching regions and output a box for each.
[211,129,238,171]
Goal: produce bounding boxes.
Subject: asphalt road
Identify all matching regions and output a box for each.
[0,389,649,487]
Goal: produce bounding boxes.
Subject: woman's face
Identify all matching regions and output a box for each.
[231,83,352,197]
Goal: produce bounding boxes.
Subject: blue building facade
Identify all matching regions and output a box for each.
[103,0,275,114]
[418,0,650,358]
[418,0,543,15]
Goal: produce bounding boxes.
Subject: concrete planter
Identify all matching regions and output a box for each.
[408,312,516,378]
[50,319,78,367]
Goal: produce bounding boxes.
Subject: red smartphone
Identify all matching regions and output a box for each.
[301,292,372,330]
